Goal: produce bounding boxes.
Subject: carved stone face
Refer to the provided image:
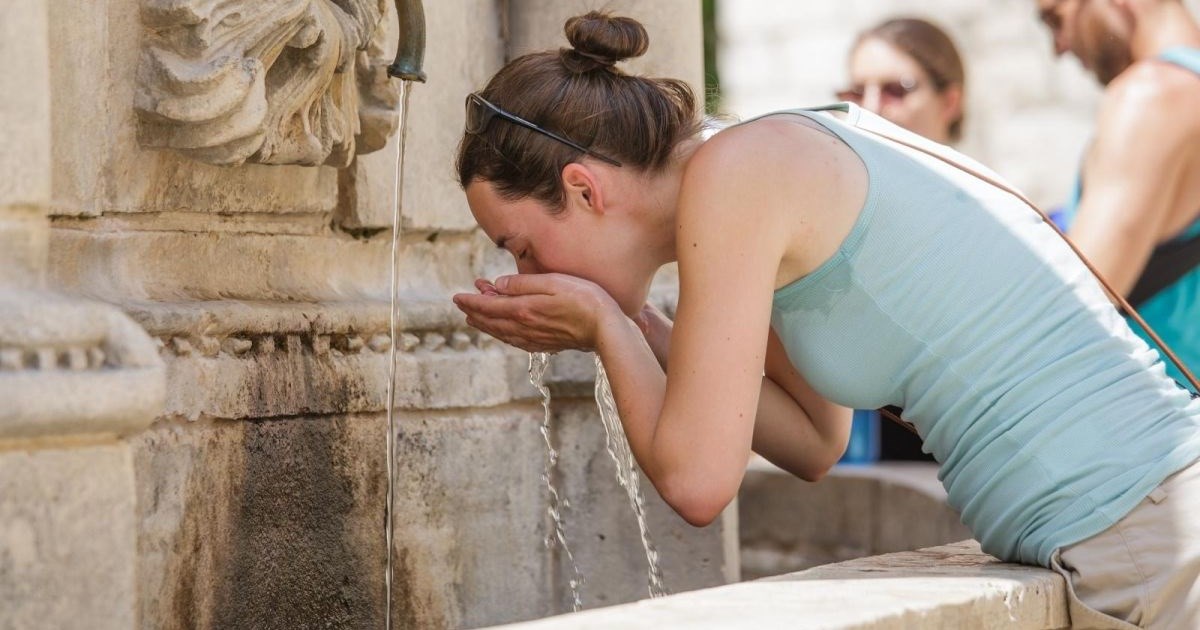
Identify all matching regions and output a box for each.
[135,0,398,166]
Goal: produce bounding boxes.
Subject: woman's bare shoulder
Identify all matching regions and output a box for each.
[678,112,869,278]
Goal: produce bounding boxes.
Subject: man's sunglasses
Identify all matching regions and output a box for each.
[464,93,623,167]
[836,78,921,105]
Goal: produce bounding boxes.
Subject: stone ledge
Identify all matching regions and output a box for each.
[488,541,1068,629]
[739,459,973,580]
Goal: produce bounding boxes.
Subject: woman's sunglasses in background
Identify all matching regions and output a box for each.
[464,93,623,167]
[836,77,921,105]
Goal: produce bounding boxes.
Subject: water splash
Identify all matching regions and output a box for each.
[593,355,669,598]
[385,79,415,630]
[529,352,584,612]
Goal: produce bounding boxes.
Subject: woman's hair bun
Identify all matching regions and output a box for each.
[562,11,649,72]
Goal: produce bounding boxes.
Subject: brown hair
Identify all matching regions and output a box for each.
[856,17,966,141]
[456,11,701,209]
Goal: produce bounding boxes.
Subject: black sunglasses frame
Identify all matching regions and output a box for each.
[465,93,623,167]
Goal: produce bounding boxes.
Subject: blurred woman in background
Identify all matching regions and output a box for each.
[839,17,966,146]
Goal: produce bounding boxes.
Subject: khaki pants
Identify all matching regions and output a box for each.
[1050,458,1200,629]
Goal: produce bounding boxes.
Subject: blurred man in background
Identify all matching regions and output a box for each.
[1038,0,1200,386]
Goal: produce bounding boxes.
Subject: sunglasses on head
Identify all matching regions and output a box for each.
[836,77,921,105]
[464,92,623,167]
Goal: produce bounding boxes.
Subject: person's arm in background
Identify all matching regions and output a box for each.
[1068,64,1200,295]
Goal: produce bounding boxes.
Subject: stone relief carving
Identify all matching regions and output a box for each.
[135,0,399,167]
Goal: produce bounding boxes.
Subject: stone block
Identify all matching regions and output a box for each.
[389,409,553,629]
[550,399,731,611]
[134,415,387,630]
[0,209,48,290]
[0,442,137,630]
[48,223,494,306]
[0,1,51,211]
[135,411,579,629]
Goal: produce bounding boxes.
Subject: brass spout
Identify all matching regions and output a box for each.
[387,0,427,82]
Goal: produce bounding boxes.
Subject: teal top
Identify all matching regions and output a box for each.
[1062,47,1200,386]
[765,105,1200,567]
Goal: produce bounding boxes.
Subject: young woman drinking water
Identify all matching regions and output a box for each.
[452,12,1200,629]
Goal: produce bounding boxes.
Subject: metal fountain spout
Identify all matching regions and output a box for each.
[387,0,427,82]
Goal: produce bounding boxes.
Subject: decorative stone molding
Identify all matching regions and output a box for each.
[117,299,525,419]
[0,345,106,372]
[0,291,166,440]
[155,329,489,359]
[135,0,399,167]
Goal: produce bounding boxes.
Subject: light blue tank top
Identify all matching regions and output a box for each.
[1063,47,1200,386]
[766,105,1200,567]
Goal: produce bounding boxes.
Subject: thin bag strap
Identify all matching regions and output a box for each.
[824,110,1200,432]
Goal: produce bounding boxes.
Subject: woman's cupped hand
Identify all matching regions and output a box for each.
[452,273,623,354]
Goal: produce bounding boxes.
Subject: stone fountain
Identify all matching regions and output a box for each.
[0,2,726,629]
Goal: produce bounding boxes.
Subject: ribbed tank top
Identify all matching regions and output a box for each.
[765,105,1200,566]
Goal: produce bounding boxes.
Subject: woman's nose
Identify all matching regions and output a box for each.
[861,85,883,114]
[1053,31,1071,57]
[515,258,540,275]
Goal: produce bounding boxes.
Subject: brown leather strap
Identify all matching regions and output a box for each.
[880,406,916,435]
[853,120,1200,432]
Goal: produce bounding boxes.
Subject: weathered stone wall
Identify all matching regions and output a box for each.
[1,2,725,630]
[1,4,164,630]
[716,0,1200,208]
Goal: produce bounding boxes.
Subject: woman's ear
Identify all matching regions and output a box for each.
[938,84,964,134]
[561,163,604,215]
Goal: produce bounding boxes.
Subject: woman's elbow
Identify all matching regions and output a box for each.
[656,474,735,527]
[775,450,839,483]
[797,465,830,483]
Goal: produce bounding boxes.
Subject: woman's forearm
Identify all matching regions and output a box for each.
[612,306,847,492]
[594,306,671,482]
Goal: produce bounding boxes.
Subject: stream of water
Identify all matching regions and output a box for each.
[385,79,415,630]
[593,355,669,598]
[529,352,585,612]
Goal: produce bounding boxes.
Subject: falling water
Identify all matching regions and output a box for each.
[384,79,415,630]
[593,355,669,598]
[529,352,584,612]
